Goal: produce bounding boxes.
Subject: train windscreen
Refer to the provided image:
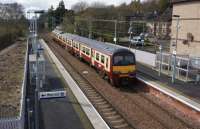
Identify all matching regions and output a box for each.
[113,54,135,66]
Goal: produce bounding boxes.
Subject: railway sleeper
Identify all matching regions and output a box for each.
[95,101,108,105]
[105,115,121,120]
[97,104,111,109]
[85,89,96,93]
[92,98,105,103]
[87,92,98,96]
[101,107,114,112]
[103,111,117,116]
[82,86,93,89]
[77,82,89,86]
[113,123,129,129]
[110,119,125,125]
[88,95,102,99]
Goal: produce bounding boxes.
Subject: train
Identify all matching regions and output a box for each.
[51,29,136,86]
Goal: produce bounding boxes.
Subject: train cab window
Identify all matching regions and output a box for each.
[101,55,105,64]
[96,53,99,61]
[113,54,135,66]
[106,58,109,68]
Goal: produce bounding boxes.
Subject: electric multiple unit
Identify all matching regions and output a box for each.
[51,30,136,86]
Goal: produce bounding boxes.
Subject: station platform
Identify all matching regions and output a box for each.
[138,63,200,101]
[39,39,110,129]
[39,49,93,129]
[137,63,200,112]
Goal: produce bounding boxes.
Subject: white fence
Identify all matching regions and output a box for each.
[156,52,200,82]
[0,40,28,129]
[130,49,156,67]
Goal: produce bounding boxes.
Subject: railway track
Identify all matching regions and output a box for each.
[46,39,135,129]
[44,35,195,129]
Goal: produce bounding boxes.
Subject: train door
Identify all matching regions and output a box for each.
[91,49,95,66]
[105,56,110,72]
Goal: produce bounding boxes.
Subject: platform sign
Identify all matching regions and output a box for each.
[39,90,66,99]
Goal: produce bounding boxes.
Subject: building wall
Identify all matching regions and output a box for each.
[147,22,171,39]
[170,1,200,57]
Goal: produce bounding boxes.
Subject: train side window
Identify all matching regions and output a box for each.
[96,53,99,61]
[106,58,108,68]
[76,43,78,49]
[101,55,105,64]
[83,47,85,53]
[86,48,90,55]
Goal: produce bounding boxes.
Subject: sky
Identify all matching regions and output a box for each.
[0,0,134,11]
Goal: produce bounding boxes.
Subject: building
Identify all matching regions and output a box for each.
[147,21,171,39]
[170,0,200,57]
[0,3,23,20]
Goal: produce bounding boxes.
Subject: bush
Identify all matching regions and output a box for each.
[0,20,27,50]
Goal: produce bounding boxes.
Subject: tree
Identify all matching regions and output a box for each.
[72,1,88,13]
[55,0,66,24]
[158,0,170,13]
[47,5,54,30]
[62,10,75,33]
[129,0,142,13]
[90,2,106,8]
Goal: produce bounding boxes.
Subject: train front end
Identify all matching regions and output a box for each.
[111,49,136,85]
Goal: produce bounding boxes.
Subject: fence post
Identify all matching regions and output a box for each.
[196,71,200,84]
[172,50,177,84]
[114,20,118,45]
[159,45,162,76]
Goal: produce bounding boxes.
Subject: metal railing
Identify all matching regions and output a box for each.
[156,52,200,83]
[0,39,28,129]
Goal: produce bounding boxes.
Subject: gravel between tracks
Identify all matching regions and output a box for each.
[45,35,196,129]
[0,42,26,118]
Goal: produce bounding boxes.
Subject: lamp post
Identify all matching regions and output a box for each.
[114,20,118,45]
[27,9,44,129]
[172,50,177,84]
[171,15,180,84]
[173,15,180,51]
[159,44,162,76]
[128,21,133,49]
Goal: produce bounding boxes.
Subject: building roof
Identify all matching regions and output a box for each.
[172,0,199,4]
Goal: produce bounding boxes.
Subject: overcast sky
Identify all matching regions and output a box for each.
[0,0,134,11]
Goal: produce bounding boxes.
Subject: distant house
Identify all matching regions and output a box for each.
[170,0,200,57]
[0,3,23,20]
[146,21,171,39]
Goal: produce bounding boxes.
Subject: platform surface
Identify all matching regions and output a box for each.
[39,50,93,129]
[41,39,110,129]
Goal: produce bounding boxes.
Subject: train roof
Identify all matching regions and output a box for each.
[60,32,129,55]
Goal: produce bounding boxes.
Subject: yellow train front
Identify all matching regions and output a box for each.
[110,49,136,86]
